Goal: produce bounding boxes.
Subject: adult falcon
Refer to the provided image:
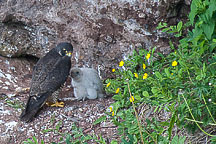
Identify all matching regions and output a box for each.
[20,42,73,122]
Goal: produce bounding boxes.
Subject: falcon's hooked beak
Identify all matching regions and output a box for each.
[65,51,72,57]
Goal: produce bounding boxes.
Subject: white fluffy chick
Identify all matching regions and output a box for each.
[70,67,104,100]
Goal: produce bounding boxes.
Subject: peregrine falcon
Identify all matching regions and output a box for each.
[70,68,104,101]
[20,42,73,122]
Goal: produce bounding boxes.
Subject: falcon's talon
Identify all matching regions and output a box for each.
[45,102,52,106]
[50,101,65,107]
[22,87,30,91]
[16,87,30,93]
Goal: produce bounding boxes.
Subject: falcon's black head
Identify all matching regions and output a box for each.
[70,68,83,81]
[55,42,73,57]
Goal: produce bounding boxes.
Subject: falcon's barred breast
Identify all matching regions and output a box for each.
[20,42,73,122]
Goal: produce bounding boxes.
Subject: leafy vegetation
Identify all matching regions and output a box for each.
[23,123,112,144]
[105,0,216,143]
[23,0,216,143]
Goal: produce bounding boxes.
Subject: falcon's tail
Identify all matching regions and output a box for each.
[20,92,50,122]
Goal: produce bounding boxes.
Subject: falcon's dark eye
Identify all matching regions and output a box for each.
[62,48,67,53]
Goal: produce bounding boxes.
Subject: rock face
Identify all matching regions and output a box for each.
[0,0,191,77]
[0,56,35,94]
[0,0,191,143]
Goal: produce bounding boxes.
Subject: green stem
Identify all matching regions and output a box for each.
[207,62,216,68]
[182,94,213,137]
[185,118,216,126]
[186,69,194,84]
[201,94,216,124]
[127,83,157,144]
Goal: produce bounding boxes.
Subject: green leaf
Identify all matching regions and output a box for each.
[213,39,216,43]
[171,135,186,144]
[139,49,145,56]
[196,75,202,81]
[66,134,72,144]
[157,22,163,29]
[157,22,167,29]
[42,128,53,133]
[179,136,186,144]
[174,33,182,37]
[169,41,175,50]
[134,95,141,101]
[128,71,134,77]
[152,46,157,55]
[210,135,216,142]
[155,71,163,81]
[157,52,165,59]
[160,121,170,126]
[151,87,158,94]
[142,91,149,97]
[162,27,171,32]
[158,105,164,112]
[32,136,38,144]
[171,135,178,144]
[178,68,183,77]
[202,19,215,39]
[208,0,216,17]
[164,68,170,77]
[27,139,34,143]
[203,62,206,72]
[168,112,176,140]
[178,60,186,68]
[177,21,183,32]
[154,106,159,113]
[93,115,107,125]
[111,140,118,144]
[112,94,122,100]
[189,0,198,25]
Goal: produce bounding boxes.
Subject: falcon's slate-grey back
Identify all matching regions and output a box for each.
[20,42,73,122]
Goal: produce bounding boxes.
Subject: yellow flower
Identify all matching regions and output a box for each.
[112,68,116,72]
[115,88,120,93]
[146,53,151,60]
[119,61,124,67]
[112,111,115,116]
[172,61,178,67]
[109,106,113,112]
[143,73,148,79]
[171,73,173,75]
[106,82,111,87]
[134,73,138,78]
[130,96,135,102]
[143,63,146,69]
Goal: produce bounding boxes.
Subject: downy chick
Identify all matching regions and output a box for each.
[70,68,104,100]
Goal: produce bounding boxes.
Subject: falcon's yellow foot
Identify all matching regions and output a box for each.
[22,87,30,91]
[15,87,30,93]
[46,101,64,107]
